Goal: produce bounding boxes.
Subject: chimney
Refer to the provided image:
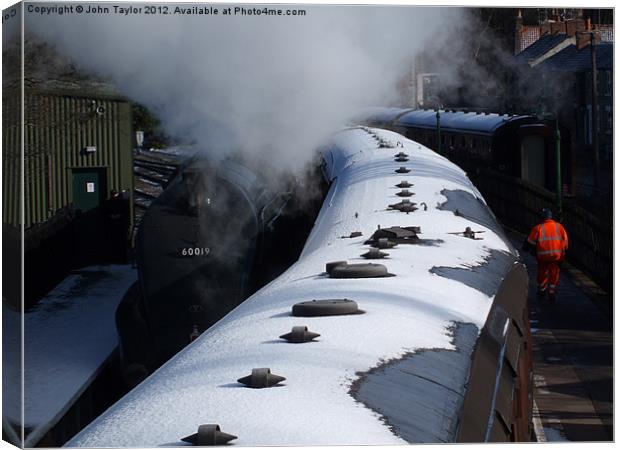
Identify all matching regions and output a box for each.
[550,21,565,35]
[576,30,601,51]
[566,19,586,37]
[514,9,524,54]
[576,31,590,50]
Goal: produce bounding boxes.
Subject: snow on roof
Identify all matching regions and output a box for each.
[2,265,137,444]
[67,128,516,447]
[351,107,412,125]
[395,110,533,135]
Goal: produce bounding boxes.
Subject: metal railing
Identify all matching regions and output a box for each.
[469,168,612,294]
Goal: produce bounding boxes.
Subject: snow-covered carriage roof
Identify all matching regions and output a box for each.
[67,127,517,447]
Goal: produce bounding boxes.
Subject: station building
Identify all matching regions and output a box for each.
[515,17,614,164]
[3,38,135,305]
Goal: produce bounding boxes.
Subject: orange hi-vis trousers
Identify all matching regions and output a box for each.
[537,260,561,294]
[528,219,568,295]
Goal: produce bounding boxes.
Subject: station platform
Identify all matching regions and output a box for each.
[2,264,137,446]
[507,230,613,442]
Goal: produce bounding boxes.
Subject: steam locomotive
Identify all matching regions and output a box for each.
[116,155,325,385]
[73,126,533,446]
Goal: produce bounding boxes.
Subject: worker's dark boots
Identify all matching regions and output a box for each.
[537,286,546,298]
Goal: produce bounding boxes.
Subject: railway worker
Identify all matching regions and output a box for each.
[524,208,569,302]
[104,189,129,262]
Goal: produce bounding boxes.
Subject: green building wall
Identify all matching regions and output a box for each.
[3,89,134,230]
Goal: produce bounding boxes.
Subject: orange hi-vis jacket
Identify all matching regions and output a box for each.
[527,219,569,262]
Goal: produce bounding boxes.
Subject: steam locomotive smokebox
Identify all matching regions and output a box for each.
[124,155,326,372]
[134,159,264,366]
[179,165,210,216]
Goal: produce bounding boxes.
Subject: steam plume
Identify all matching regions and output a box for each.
[25,4,465,175]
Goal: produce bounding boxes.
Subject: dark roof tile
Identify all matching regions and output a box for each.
[538,42,613,71]
[516,33,571,63]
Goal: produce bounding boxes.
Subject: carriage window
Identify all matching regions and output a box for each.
[604,71,612,96]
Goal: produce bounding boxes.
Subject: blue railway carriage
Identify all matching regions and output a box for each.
[361,108,555,190]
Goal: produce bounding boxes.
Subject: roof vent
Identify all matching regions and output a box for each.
[279,326,320,343]
[326,261,348,275]
[396,189,414,197]
[292,299,363,316]
[388,199,418,213]
[370,226,420,242]
[395,166,411,173]
[182,424,237,446]
[379,139,394,148]
[449,226,485,240]
[329,262,392,278]
[394,156,409,162]
[394,152,409,158]
[371,237,398,249]
[395,181,413,188]
[361,248,389,259]
[237,368,285,389]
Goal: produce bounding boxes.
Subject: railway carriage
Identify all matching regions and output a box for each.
[70,127,533,446]
[361,107,556,190]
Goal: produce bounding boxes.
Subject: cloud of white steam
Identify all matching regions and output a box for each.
[25,3,465,174]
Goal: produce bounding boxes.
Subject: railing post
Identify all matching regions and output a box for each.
[555,119,562,218]
[591,31,600,190]
[436,109,441,155]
